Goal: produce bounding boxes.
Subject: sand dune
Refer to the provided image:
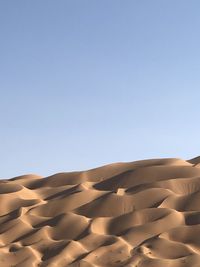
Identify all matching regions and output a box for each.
[1,157,200,266]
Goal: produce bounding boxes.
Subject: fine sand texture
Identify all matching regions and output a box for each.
[1,157,200,266]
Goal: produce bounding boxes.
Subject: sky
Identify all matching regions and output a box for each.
[0,1,200,178]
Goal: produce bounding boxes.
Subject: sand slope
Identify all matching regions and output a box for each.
[1,157,200,266]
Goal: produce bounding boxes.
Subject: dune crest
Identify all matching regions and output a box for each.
[1,157,200,266]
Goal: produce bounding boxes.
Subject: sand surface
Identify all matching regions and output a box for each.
[1,157,200,266]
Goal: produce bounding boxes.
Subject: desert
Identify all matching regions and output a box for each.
[1,157,200,266]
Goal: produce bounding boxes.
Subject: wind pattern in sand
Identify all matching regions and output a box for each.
[1,157,200,266]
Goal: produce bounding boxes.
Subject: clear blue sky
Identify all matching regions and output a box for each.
[0,1,200,178]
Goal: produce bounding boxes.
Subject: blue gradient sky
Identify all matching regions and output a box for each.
[0,1,200,178]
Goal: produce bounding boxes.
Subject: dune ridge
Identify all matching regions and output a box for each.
[1,157,200,266]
